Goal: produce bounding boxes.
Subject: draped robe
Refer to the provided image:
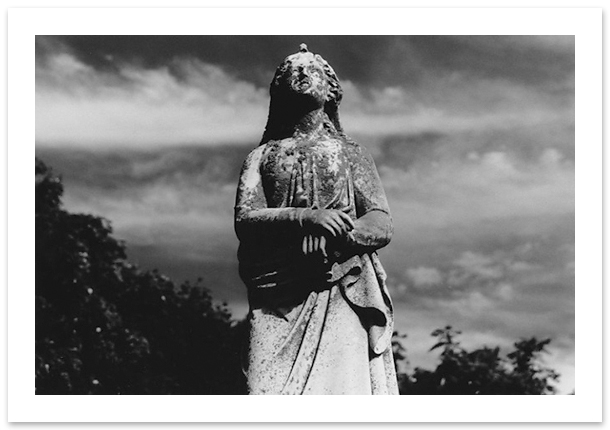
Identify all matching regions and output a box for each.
[235,128,398,395]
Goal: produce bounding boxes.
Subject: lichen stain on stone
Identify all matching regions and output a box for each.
[318,139,343,175]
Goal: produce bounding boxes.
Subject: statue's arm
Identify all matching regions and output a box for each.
[347,144,393,250]
[234,146,305,242]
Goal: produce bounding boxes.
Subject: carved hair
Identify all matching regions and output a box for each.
[260,51,345,145]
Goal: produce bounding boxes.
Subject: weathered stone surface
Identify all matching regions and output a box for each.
[234,45,398,395]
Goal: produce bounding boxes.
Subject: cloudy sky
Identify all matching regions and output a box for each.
[35,35,575,393]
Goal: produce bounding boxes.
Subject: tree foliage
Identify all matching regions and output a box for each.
[35,158,246,394]
[395,326,560,395]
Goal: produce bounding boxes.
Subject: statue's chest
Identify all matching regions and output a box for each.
[260,138,352,208]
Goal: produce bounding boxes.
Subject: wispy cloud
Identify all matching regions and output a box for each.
[36,43,269,147]
[406,266,443,288]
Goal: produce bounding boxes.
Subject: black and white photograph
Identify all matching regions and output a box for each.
[34,33,576,393]
[7,6,602,423]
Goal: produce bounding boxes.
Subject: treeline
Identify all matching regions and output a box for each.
[36,158,245,394]
[393,327,559,395]
[35,158,560,395]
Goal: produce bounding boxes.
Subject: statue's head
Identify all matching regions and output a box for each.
[261,44,344,144]
[270,43,343,111]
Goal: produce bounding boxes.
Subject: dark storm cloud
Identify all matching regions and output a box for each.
[37,35,396,88]
[37,35,574,89]
[405,36,574,86]
[36,145,251,191]
[376,132,446,170]
[368,119,575,175]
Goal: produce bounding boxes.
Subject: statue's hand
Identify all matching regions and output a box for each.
[302,234,328,257]
[300,209,354,237]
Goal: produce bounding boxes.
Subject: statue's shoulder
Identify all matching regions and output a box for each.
[340,136,373,161]
[242,144,268,166]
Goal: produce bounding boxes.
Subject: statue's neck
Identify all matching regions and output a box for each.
[261,97,334,144]
[292,108,326,137]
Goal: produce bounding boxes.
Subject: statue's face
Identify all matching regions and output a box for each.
[278,52,329,105]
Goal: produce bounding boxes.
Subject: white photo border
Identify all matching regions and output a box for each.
[8,7,601,423]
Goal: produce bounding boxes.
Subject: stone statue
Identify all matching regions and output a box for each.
[234,44,398,394]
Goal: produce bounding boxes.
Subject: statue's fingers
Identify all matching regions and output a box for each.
[329,212,350,234]
[319,236,327,258]
[321,221,338,237]
[308,235,314,253]
[328,217,346,235]
[302,236,308,254]
[313,236,320,252]
[332,211,352,232]
[337,211,355,230]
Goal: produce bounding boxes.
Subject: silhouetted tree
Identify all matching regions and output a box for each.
[505,337,559,395]
[394,326,560,395]
[35,158,246,394]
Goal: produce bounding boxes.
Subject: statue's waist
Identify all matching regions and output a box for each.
[238,243,331,289]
